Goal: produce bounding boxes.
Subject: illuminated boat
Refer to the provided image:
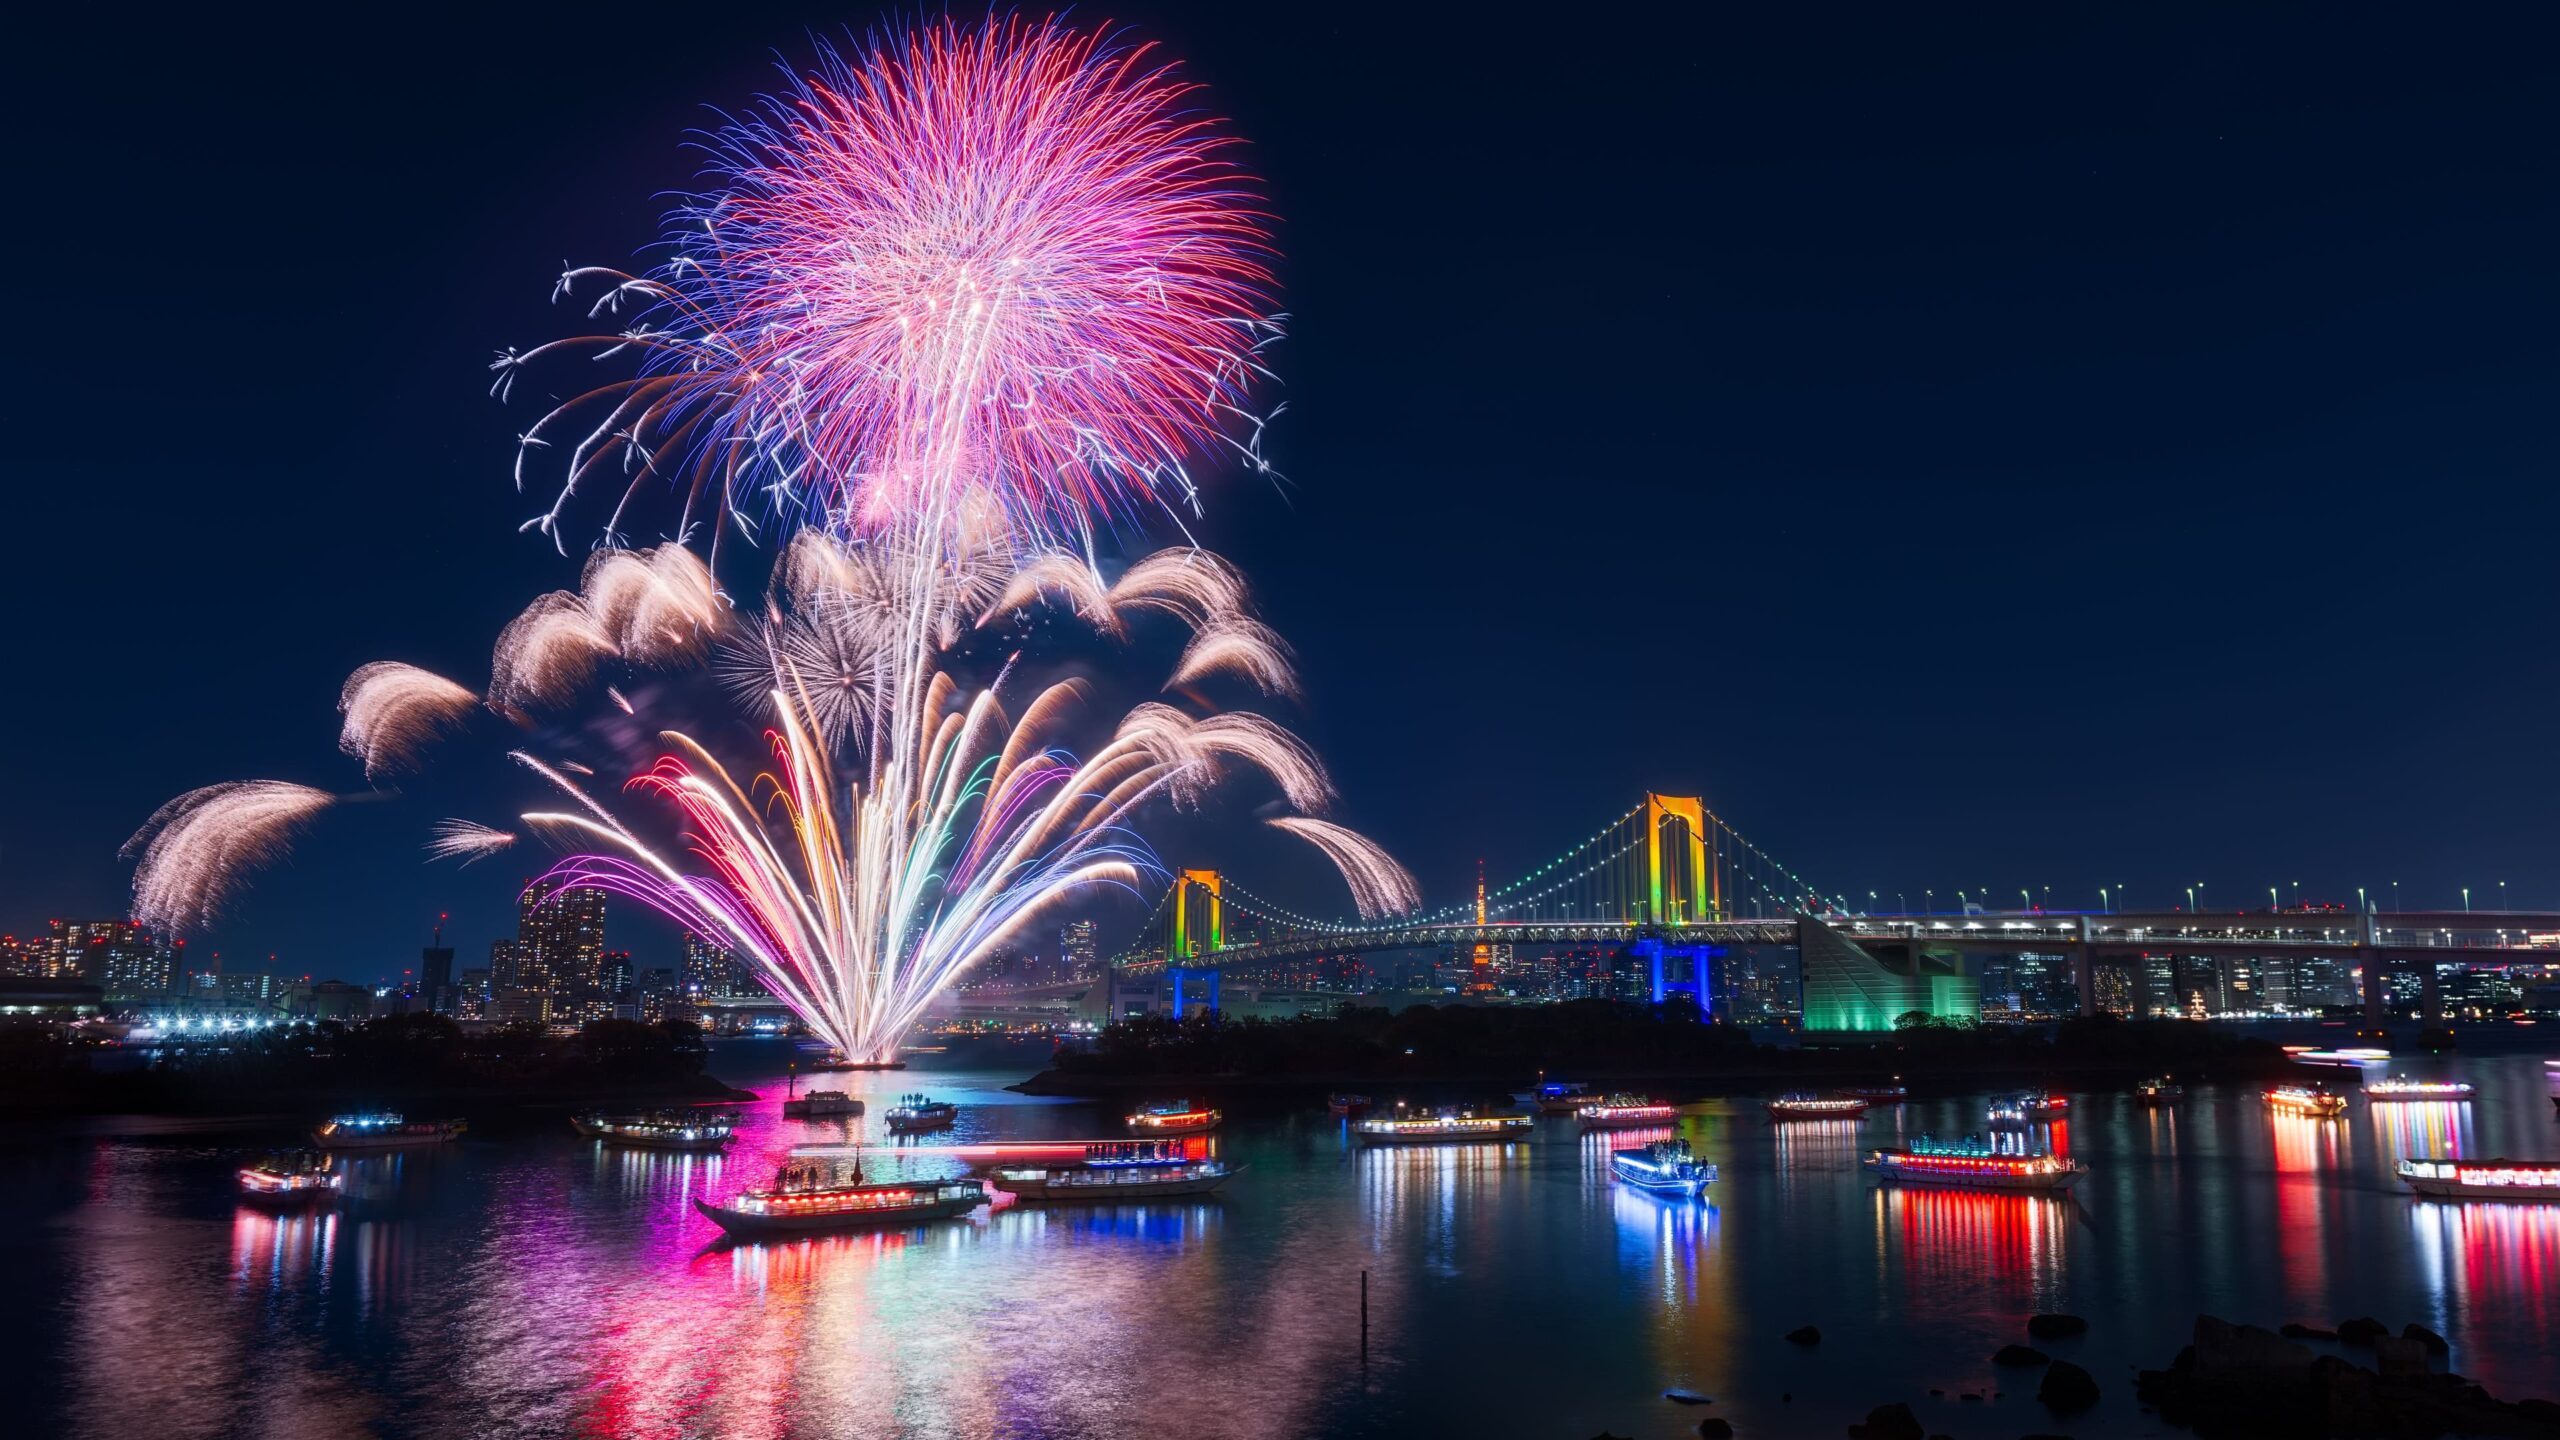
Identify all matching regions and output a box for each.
[2265,1084,2350,1117]
[1865,1137,2084,1192]
[1577,1095,1679,1130]
[1841,1084,1908,1102]
[781,1089,864,1119]
[808,1051,907,1072]
[1766,1093,1869,1121]
[1126,1101,1221,1134]
[1327,1093,1372,1117]
[2363,1076,2476,1102]
[237,1151,340,1206]
[1518,1080,1591,1115]
[694,1158,987,1237]
[988,1140,1239,1201]
[311,1113,466,1150]
[2136,1078,2184,1105]
[571,1110,735,1149]
[884,1094,959,1133]
[1355,1104,1535,1144]
[2397,1157,2560,1202]
[1609,1138,1717,1197]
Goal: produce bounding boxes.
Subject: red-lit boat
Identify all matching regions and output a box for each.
[1766,1093,1869,1121]
[1865,1137,2084,1192]
[1126,1101,1220,1134]
[1576,1095,1679,1130]
[694,1158,988,1237]
[2397,1157,2560,1202]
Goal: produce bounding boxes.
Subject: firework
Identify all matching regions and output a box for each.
[1169,617,1298,699]
[489,542,723,714]
[124,782,335,933]
[1264,818,1419,919]
[426,819,517,866]
[338,662,478,780]
[496,15,1279,550]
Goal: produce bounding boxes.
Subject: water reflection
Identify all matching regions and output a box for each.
[1870,1185,2069,1316]
[2407,1201,2560,1397]
[2365,1100,2471,1165]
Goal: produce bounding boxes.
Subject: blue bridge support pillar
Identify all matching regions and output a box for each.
[1165,966,1220,1018]
[1633,939,1717,1018]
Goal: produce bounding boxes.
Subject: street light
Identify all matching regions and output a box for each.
[2021,888,2033,912]
[2462,887,2470,913]
[2185,886,2196,913]
[2100,887,2112,912]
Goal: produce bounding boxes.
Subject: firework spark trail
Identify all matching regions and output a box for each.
[124,782,336,933]
[1264,818,1419,919]
[426,819,517,865]
[490,542,723,714]
[338,662,478,779]
[496,15,1279,552]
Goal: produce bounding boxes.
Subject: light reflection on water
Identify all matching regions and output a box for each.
[9,1049,2560,1439]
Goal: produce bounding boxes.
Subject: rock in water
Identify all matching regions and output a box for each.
[2402,1322,2449,1356]
[2039,1359,2101,1412]
[2278,1322,2337,1341]
[2335,1315,2387,1344]
[1993,1344,2052,1366]
[1845,1401,1924,1440]
[1696,1420,1733,1440]
[1785,1324,1822,1345]
[2028,1313,2089,1340]
[2369,1334,2428,1380]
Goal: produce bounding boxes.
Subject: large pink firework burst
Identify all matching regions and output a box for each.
[501,14,1281,550]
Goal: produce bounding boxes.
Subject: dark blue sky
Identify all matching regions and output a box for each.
[5,6,2554,980]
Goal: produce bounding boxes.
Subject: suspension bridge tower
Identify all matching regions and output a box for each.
[1162,869,1223,1018]
[1634,793,1721,1016]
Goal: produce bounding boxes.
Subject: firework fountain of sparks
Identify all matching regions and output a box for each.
[125,782,337,934]
[495,14,1281,554]
[522,533,1412,1063]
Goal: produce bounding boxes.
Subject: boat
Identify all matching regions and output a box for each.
[809,1052,907,1072]
[2265,1084,2350,1117]
[1126,1101,1221,1134]
[1327,1093,1373,1117]
[1840,1084,1909,1102]
[310,1113,467,1150]
[1577,1095,1680,1130]
[1765,1093,1869,1121]
[1986,1091,2068,1126]
[987,1140,1240,1201]
[2136,1078,2184,1105]
[1355,1104,1536,1145]
[2397,1157,2560,1202]
[1865,1136,2085,1192]
[1609,1138,1717,1197]
[238,1151,340,1206]
[781,1089,864,1119]
[2364,1076,2477,1102]
[571,1110,736,1149]
[1519,1080,1591,1115]
[694,1156,987,1237]
[884,1094,959,1133]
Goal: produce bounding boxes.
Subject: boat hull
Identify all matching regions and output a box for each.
[692,1193,982,1237]
[311,1127,462,1150]
[2404,1177,2560,1202]
[1767,1104,1868,1122]
[570,1120,733,1150]
[1609,1160,1708,1196]
[1000,1170,1236,1201]
[1357,1121,1534,1145]
[1866,1159,2082,1193]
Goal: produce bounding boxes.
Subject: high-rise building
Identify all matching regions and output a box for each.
[517,879,606,998]
[683,932,755,998]
[36,920,177,997]
[1060,919,1099,978]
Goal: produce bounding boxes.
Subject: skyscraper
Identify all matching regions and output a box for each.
[1060,919,1098,978]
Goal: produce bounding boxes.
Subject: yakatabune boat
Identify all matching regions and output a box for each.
[1355,1106,1535,1144]
[570,1111,735,1149]
[1576,1095,1679,1130]
[2136,1078,2184,1104]
[988,1141,1239,1201]
[1865,1137,2084,1192]
[2265,1084,2350,1117]
[2397,1157,2560,1202]
[781,1089,863,1119]
[2363,1076,2477,1101]
[1610,1139,1717,1197]
[1765,1093,1869,1121]
[311,1113,466,1149]
[694,1158,988,1237]
[883,1094,959,1133]
[1126,1101,1221,1134]
[238,1151,340,1206]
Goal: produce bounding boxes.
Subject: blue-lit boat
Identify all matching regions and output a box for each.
[988,1140,1239,1201]
[1609,1139,1716,1197]
[884,1094,959,1133]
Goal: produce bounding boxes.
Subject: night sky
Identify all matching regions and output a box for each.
[6,6,2555,981]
